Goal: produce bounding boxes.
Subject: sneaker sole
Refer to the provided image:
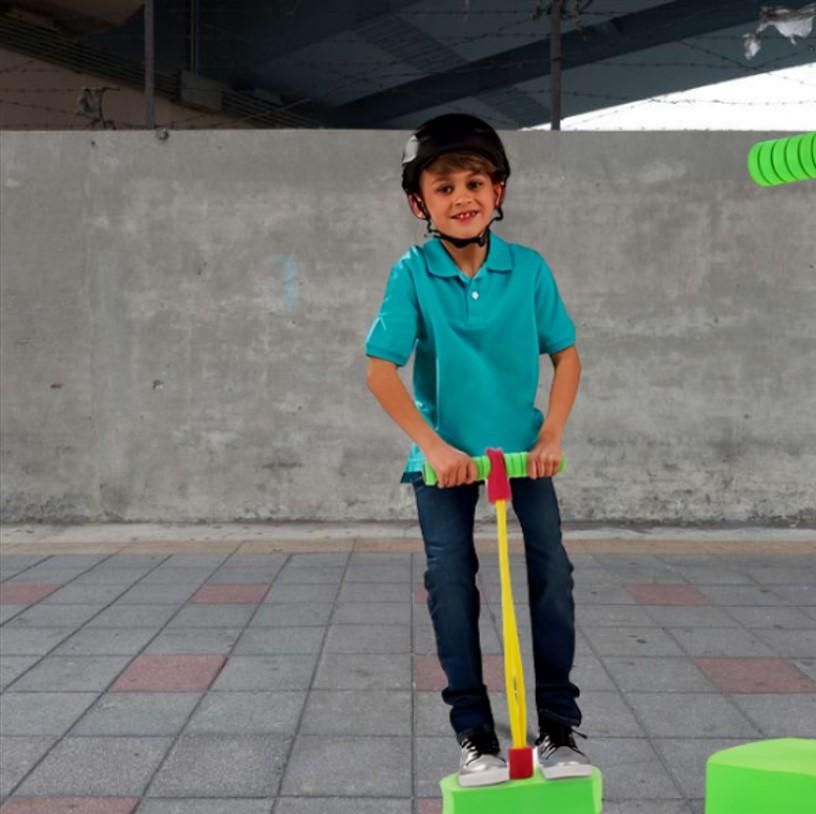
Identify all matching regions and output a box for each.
[540,763,594,780]
[458,766,510,787]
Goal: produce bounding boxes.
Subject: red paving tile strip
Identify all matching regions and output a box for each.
[696,657,816,693]
[625,583,709,606]
[111,654,226,692]
[0,584,61,605]
[415,654,505,692]
[190,584,269,603]
[417,800,443,814]
[415,585,489,604]
[0,799,139,813]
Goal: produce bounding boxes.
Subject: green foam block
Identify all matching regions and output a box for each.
[705,738,816,814]
[440,768,603,814]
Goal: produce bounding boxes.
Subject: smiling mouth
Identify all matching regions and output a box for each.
[452,211,479,222]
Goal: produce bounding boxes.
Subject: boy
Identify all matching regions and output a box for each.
[365,114,591,787]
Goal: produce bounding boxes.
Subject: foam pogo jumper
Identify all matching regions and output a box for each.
[747,132,816,186]
[423,450,603,813]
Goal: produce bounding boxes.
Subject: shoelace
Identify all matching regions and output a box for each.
[537,724,588,757]
[461,733,500,761]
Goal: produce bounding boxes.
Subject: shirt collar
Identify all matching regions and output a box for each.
[424,232,512,278]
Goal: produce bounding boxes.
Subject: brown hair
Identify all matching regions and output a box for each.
[423,151,499,182]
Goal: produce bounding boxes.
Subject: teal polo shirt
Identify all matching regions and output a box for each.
[365,232,576,478]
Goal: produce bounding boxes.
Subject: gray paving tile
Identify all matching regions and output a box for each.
[86,603,179,628]
[72,692,201,736]
[350,552,411,565]
[415,691,456,737]
[744,566,816,585]
[751,628,816,657]
[69,571,150,586]
[625,693,760,738]
[641,607,738,628]
[602,657,717,693]
[144,627,242,655]
[300,690,412,736]
[276,565,345,584]
[0,604,26,624]
[578,737,683,800]
[325,624,411,654]
[338,582,411,602]
[15,736,173,796]
[52,627,159,656]
[792,657,816,680]
[0,627,74,656]
[234,626,325,655]
[602,803,693,814]
[651,737,753,798]
[582,627,685,657]
[729,694,816,737]
[287,553,349,567]
[333,601,409,625]
[4,603,108,628]
[313,654,412,690]
[185,691,305,735]
[204,571,278,585]
[264,584,338,603]
[0,655,39,690]
[0,692,97,736]
[572,652,618,690]
[0,735,58,797]
[574,585,639,604]
[576,690,646,737]
[414,736,460,797]
[250,603,334,627]
[5,568,88,584]
[275,800,411,814]
[148,735,288,797]
[577,604,657,627]
[697,586,784,606]
[9,655,132,692]
[39,584,129,604]
[211,655,317,691]
[281,735,411,797]
[667,627,777,657]
[139,799,274,813]
[168,605,257,628]
[137,568,215,585]
[161,553,231,568]
[660,566,754,585]
[345,563,412,582]
[722,605,815,629]
[770,585,816,605]
[116,583,199,604]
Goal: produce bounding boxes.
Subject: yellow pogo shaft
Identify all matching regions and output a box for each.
[496,497,527,749]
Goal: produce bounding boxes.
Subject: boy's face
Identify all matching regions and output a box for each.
[412,167,505,240]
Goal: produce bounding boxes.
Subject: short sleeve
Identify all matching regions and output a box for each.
[535,258,576,354]
[365,261,420,366]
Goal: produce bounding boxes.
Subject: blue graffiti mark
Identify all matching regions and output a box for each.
[282,255,298,309]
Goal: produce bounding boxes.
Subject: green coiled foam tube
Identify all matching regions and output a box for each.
[747,132,816,186]
[422,451,566,486]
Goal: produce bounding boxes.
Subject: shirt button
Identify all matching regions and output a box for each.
[471,291,480,300]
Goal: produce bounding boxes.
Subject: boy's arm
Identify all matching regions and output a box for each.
[529,345,581,478]
[366,357,478,487]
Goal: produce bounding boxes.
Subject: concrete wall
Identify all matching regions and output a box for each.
[1,130,814,525]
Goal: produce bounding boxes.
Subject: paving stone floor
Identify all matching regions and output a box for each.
[1,525,815,813]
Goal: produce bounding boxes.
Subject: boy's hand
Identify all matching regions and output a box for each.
[424,441,478,488]
[528,430,563,479]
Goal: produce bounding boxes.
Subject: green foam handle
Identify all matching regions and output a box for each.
[748,132,816,186]
[422,451,566,487]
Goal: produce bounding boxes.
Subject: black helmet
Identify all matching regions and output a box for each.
[401,113,511,196]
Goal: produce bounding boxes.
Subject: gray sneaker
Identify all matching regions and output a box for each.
[535,722,593,780]
[457,729,510,787]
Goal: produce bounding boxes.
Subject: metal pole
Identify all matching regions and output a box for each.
[551,0,562,130]
[145,0,155,128]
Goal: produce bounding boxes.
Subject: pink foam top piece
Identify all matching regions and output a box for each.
[486,448,511,503]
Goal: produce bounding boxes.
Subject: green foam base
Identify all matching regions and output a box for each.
[440,767,603,813]
[705,738,816,814]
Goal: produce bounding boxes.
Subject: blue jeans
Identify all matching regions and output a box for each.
[409,471,582,736]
